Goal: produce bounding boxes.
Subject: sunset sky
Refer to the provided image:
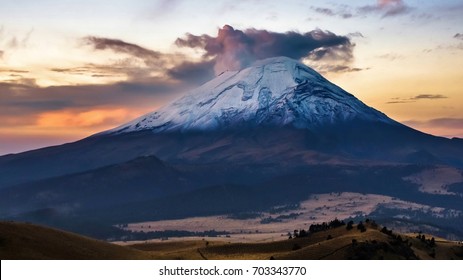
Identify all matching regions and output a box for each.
[1,0,462,155]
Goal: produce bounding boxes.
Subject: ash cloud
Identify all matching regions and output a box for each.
[175,25,354,74]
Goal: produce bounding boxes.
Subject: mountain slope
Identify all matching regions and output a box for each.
[0,155,192,216]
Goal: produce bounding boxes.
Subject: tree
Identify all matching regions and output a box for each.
[299,229,308,238]
[430,237,436,247]
[329,218,345,228]
[357,222,366,232]
[346,220,354,230]
[421,235,426,243]
[381,226,392,236]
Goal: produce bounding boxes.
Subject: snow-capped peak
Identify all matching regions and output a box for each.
[107,56,394,134]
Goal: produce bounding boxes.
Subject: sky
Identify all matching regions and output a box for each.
[1,0,463,155]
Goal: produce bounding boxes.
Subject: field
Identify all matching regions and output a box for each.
[123,192,461,237]
[2,220,462,260]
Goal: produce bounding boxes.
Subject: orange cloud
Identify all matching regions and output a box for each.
[37,108,134,129]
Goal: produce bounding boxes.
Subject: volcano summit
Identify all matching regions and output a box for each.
[109,57,394,134]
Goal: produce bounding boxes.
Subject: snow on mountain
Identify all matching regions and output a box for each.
[107,57,395,134]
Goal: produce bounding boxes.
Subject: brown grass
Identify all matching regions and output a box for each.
[0,221,151,260]
[1,221,462,260]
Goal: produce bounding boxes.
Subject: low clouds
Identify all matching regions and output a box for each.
[0,78,186,126]
[387,94,448,104]
[403,118,463,138]
[175,25,354,74]
[412,94,447,100]
[454,33,463,40]
[404,118,463,130]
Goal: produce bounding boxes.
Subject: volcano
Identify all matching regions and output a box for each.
[107,57,394,133]
[1,57,463,239]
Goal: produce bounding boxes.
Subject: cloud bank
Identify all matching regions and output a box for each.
[1,25,358,143]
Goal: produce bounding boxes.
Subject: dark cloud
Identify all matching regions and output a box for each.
[0,50,4,59]
[0,78,186,120]
[348,32,365,38]
[358,0,412,18]
[313,7,335,16]
[175,25,354,74]
[310,6,353,19]
[411,94,447,100]
[403,118,463,129]
[386,100,414,104]
[167,60,215,84]
[83,36,170,69]
[387,94,448,104]
[306,42,354,63]
[50,64,131,79]
[454,33,463,40]
[315,65,368,74]
[84,36,161,58]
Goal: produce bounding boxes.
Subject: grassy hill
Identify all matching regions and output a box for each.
[1,220,462,260]
[0,221,151,259]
